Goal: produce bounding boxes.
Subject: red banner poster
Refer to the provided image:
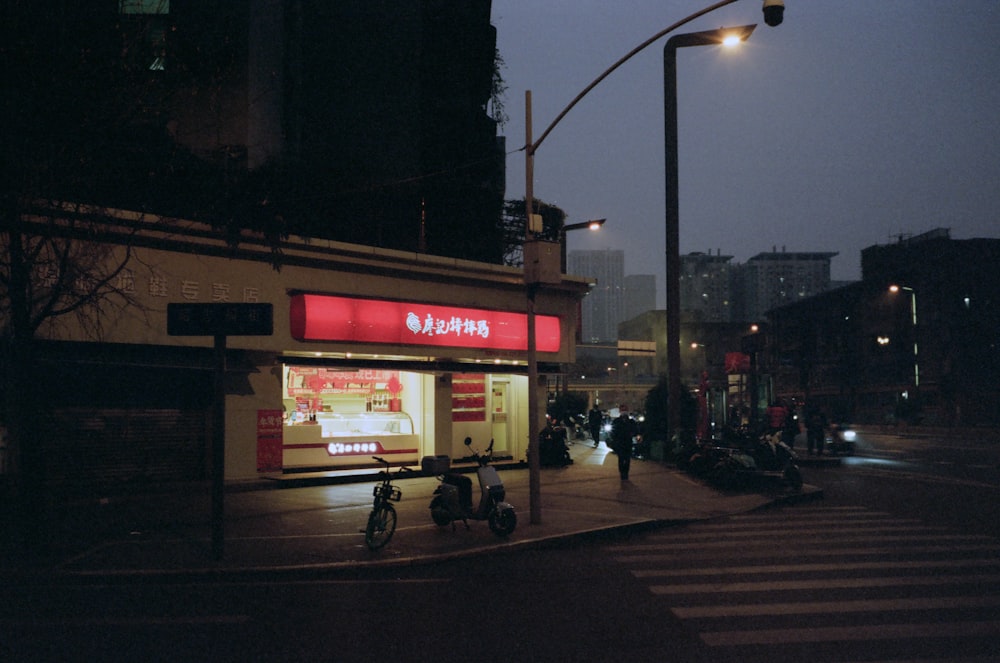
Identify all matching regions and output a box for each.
[725,352,751,374]
[256,409,284,472]
[451,373,486,422]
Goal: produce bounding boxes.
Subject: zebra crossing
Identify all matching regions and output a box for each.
[606,506,1000,661]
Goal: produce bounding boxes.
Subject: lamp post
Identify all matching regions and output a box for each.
[560,218,607,273]
[557,219,606,396]
[889,284,919,388]
[664,24,756,444]
[523,1,778,526]
[690,342,708,379]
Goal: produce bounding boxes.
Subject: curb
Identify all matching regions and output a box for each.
[5,485,823,583]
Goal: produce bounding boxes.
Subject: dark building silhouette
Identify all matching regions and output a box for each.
[7,0,504,262]
[767,229,1000,425]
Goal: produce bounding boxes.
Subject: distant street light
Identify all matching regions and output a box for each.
[664,24,756,444]
[889,284,919,388]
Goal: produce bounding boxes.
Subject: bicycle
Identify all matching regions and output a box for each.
[364,456,411,551]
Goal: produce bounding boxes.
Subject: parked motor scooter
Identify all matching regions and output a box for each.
[710,431,803,490]
[539,421,573,467]
[429,437,517,536]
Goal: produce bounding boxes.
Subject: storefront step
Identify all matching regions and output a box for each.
[259,457,525,489]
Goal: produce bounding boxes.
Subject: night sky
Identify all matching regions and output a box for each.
[493,0,1000,304]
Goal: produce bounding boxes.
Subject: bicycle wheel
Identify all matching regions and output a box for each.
[364,503,397,551]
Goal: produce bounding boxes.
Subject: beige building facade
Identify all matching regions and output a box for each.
[25,208,590,483]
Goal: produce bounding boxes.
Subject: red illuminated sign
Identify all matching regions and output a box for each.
[289,294,561,353]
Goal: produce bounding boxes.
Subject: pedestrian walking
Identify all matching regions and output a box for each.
[588,406,603,447]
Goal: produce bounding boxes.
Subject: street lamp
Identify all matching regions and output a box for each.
[664,24,755,444]
[524,1,781,526]
[561,218,607,273]
[889,284,919,388]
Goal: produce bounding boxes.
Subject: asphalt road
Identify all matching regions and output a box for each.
[4,430,998,662]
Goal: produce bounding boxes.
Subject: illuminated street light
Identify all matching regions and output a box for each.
[524,1,781,526]
[889,284,919,387]
[560,218,607,272]
[664,24,755,443]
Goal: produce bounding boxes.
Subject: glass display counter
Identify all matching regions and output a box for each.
[283,411,419,469]
[314,411,413,436]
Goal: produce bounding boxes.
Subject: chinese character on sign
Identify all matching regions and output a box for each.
[116,269,136,293]
[406,312,490,340]
[243,287,260,303]
[36,265,59,288]
[181,280,199,300]
[149,275,169,297]
[75,274,96,294]
[212,282,231,302]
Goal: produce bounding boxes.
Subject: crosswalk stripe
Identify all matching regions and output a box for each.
[611,533,979,551]
[611,533,993,553]
[700,620,1000,646]
[615,543,1000,563]
[608,505,1000,656]
[673,595,1000,618]
[650,573,1000,594]
[630,524,951,543]
[632,557,1000,577]
[678,515,922,529]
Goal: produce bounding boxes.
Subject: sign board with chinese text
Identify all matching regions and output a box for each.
[256,409,284,472]
[289,294,561,353]
[168,303,274,336]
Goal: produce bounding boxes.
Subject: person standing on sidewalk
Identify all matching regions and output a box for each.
[805,405,827,456]
[611,410,637,480]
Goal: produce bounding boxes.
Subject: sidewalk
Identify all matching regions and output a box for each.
[1,443,821,580]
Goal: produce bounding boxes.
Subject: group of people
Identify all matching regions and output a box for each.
[765,399,830,456]
[543,404,642,480]
[587,405,639,481]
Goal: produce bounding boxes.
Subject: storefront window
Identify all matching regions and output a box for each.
[282,366,419,467]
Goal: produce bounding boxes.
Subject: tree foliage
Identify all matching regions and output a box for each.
[499,198,567,267]
[643,374,697,446]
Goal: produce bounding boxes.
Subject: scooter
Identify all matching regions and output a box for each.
[429,437,517,536]
[539,423,573,467]
[710,431,803,490]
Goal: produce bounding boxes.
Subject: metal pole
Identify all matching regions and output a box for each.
[910,290,919,388]
[663,25,756,445]
[663,42,682,444]
[212,334,226,560]
[525,90,542,525]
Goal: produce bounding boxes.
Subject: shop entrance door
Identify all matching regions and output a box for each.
[490,380,510,453]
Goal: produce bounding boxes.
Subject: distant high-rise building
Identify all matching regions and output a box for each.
[679,252,733,322]
[624,274,656,321]
[734,249,837,321]
[569,249,625,342]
